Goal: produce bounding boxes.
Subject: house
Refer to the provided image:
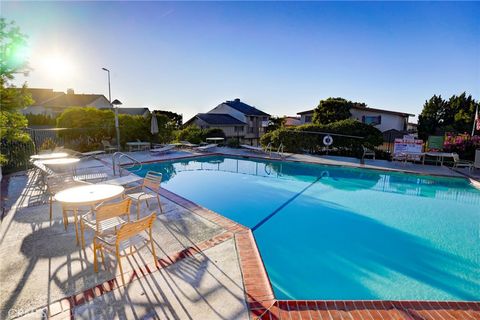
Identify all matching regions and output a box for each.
[297,105,414,132]
[185,98,270,145]
[22,88,111,116]
[284,116,302,127]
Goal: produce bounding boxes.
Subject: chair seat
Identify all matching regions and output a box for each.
[126,192,157,201]
[96,232,148,252]
[81,213,127,233]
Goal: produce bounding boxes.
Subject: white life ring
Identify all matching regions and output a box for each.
[323,135,333,146]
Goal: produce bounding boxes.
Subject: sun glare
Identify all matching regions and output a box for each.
[40,52,74,78]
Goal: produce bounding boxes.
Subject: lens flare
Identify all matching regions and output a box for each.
[40,52,74,78]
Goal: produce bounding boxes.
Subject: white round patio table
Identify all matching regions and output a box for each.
[40,157,81,173]
[30,152,69,160]
[55,184,125,245]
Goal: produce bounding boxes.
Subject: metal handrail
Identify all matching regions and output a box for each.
[277,143,285,159]
[112,152,143,176]
[265,142,272,157]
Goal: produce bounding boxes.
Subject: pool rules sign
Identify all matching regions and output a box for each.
[393,136,423,154]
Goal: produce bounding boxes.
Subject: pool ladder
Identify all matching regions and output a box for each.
[112,152,143,176]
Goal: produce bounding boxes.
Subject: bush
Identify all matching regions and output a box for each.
[39,138,57,151]
[175,126,226,144]
[25,113,57,126]
[226,138,240,148]
[175,126,204,144]
[443,133,480,160]
[261,119,383,157]
[56,107,175,151]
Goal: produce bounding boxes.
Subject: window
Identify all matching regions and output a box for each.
[249,127,254,133]
[305,115,313,123]
[234,126,244,133]
[263,116,268,121]
[362,115,381,125]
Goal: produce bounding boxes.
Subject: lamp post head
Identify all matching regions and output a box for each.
[112,99,122,106]
[102,67,109,72]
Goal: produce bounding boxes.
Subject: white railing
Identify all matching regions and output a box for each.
[112,152,142,176]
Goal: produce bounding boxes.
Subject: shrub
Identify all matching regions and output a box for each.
[226,138,240,148]
[443,133,480,160]
[204,128,226,139]
[175,126,204,144]
[39,138,57,151]
[261,119,383,156]
[25,113,57,126]
[175,126,226,144]
[56,107,175,151]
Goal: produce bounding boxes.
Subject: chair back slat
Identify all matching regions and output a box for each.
[96,198,131,223]
[117,212,156,243]
[143,171,162,192]
[46,173,88,194]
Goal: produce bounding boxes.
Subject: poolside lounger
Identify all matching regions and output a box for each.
[150,145,175,155]
[195,144,217,152]
[180,141,199,148]
[452,153,474,172]
[240,144,265,153]
[362,146,375,160]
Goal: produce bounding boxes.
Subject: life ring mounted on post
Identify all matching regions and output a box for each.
[323,135,333,146]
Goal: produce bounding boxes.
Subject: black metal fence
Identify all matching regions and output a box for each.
[1,127,112,174]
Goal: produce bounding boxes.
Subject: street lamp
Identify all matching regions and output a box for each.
[101,67,120,151]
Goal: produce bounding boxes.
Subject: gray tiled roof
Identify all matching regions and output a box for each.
[196,113,246,125]
[224,99,269,116]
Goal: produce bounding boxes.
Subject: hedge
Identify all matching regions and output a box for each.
[260,119,383,155]
[175,126,226,144]
[56,107,175,151]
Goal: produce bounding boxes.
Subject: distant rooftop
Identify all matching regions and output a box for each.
[25,88,109,108]
[224,98,270,116]
[297,105,414,117]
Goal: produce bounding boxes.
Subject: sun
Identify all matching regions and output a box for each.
[40,52,74,78]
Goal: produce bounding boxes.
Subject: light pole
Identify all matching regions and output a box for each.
[102,67,121,151]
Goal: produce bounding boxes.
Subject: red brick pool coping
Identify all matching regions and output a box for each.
[44,156,479,319]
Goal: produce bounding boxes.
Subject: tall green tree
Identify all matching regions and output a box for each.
[417,93,479,139]
[0,19,33,164]
[312,97,353,125]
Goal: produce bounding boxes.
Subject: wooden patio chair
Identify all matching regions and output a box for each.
[93,212,157,285]
[125,171,163,219]
[80,198,132,249]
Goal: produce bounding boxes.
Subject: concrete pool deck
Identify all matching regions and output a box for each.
[1,148,479,319]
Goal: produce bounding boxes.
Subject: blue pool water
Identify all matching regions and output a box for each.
[130,156,480,301]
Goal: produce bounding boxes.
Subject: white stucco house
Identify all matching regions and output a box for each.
[185,98,270,145]
[297,105,414,132]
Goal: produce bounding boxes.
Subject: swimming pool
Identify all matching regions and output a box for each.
[130,156,480,301]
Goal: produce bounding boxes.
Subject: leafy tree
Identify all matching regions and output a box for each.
[175,125,204,144]
[152,110,183,128]
[417,93,479,140]
[261,119,382,154]
[417,95,446,139]
[266,116,285,132]
[312,97,353,124]
[0,18,33,164]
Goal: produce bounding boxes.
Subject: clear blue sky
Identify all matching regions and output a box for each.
[5,1,480,121]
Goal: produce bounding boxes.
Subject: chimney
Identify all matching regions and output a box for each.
[234,98,240,102]
[67,88,74,95]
